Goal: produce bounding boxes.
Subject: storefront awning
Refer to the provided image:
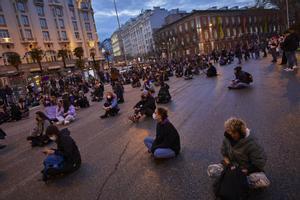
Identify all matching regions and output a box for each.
[30,68,41,73]
[48,66,61,70]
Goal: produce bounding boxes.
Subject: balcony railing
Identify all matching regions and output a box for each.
[21,38,37,44]
[48,0,62,6]
[0,37,13,44]
[34,0,44,6]
[58,38,70,43]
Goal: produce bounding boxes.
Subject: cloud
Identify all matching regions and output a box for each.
[145,0,168,8]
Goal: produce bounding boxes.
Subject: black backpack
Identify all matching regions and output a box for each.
[245,72,253,83]
[214,167,249,200]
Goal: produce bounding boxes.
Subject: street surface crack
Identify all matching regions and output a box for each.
[96,141,130,200]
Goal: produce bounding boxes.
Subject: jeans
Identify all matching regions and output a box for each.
[144,137,176,159]
[285,51,297,69]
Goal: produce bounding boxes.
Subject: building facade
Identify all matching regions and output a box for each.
[100,38,113,62]
[0,0,101,73]
[116,7,170,58]
[154,8,285,59]
[110,30,124,63]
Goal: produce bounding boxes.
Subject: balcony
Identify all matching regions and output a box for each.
[58,38,70,43]
[48,0,62,6]
[34,0,44,6]
[21,38,37,44]
[43,38,53,43]
[0,37,13,44]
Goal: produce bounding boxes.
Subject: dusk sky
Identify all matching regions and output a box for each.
[92,0,255,41]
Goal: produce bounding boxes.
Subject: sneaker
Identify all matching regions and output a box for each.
[284,68,294,72]
[293,65,298,69]
[100,114,108,119]
[64,121,70,125]
[56,121,63,125]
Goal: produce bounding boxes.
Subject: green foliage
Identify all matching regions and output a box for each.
[29,48,44,72]
[7,53,22,71]
[73,47,84,60]
[58,49,68,68]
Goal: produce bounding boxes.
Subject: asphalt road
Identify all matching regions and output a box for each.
[0,57,300,200]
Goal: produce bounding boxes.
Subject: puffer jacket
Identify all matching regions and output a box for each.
[221,129,267,173]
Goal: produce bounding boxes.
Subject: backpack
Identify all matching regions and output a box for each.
[214,167,249,200]
[43,154,64,177]
[245,72,253,83]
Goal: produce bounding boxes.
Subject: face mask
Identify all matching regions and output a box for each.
[152,113,157,120]
[49,136,57,141]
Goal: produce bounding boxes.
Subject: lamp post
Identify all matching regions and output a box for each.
[286,0,290,29]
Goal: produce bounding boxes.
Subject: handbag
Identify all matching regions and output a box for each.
[214,166,249,200]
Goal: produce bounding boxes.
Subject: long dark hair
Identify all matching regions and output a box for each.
[36,111,51,122]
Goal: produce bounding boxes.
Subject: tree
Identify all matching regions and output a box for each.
[73,47,84,69]
[90,51,97,68]
[57,49,68,68]
[7,53,22,72]
[29,48,44,72]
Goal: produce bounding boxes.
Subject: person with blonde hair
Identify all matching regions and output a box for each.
[208,117,270,196]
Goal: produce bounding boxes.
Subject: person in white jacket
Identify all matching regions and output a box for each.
[56,100,76,125]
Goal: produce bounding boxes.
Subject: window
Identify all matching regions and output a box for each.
[212,17,216,25]
[213,30,218,39]
[42,31,50,40]
[0,29,9,38]
[204,31,209,40]
[39,18,48,29]
[70,9,76,20]
[25,29,33,39]
[237,17,241,24]
[17,2,25,12]
[196,17,201,33]
[75,32,80,39]
[87,33,93,40]
[231,17,235,25]
[179,25,183,33]
[55,7,63,17]
[225,17,229,25]
[81,2,89,9]
[68,0,74,6]
[21,15,30,26]
[85,23,91,31]
[249,16,252,24]
[72,21,78,31]
[190,20,195,29]
[61,31,67,40]
[184,22,188,31]
[0,15,6,26]
[226,28,231,37]
[233,28,236,36]
[202,17,207,26]
[83,12,89,21]
[58,19,65,28]
[36,6,44,16]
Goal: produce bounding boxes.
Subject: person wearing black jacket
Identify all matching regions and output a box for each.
[228,66,253,89]
[206,63,217,77]
[156,82,171,104]
[129,91,156,122]
[144,108,180,159]
[42,125,81,180]
[282,29,299,71]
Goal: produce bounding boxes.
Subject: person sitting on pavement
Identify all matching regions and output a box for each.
[113,81,125,104]
[141,79,155,94]
[42,125,81,181]
[18,97,29,118]
[129,91,156,123]
[156,82,171,104]
[144,107,181,159]
[0,128,7,149]
[75,91,90,108]
[207,117,269,195]
[57,100,76,125]
[10,103,22,121]
[91,82,104,102]
[100,92,120,119]
[228,66,253,89]
[27,111,52,147]
[0,102,10,124]
[206,63,218,77]
[44,97,57,122]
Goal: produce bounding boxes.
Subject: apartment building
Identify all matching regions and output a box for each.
[0,0,101,73]
[154,7,285,59]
